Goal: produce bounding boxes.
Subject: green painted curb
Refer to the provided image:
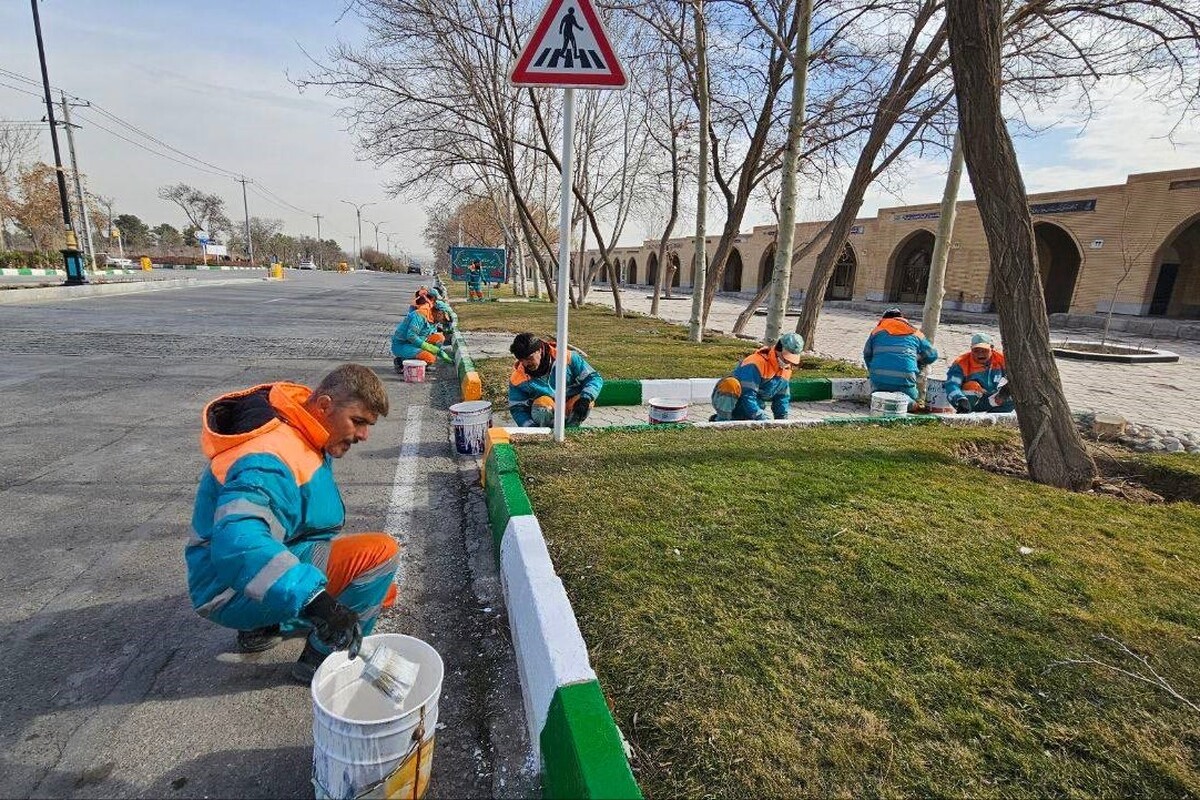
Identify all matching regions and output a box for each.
[485,442,519,481]
[17,268,33,275]
[541,681,642,800]
[790,377,833,401]
[596,380,641,406]
[484,471,533,553]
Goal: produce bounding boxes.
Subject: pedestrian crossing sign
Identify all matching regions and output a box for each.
[509,0,627,88]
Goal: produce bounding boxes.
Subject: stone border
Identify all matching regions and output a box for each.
[450,318,483,401]
[1052,341,1180,364]
[482,428,642,799]
[154,263,264,271]
[597,376,917,406]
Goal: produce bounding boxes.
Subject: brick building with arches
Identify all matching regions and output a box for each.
[585,166,1200,320]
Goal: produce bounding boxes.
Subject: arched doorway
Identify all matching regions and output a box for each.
[627,257,638,285]
[1034,222,1081,315]
[722,248,744,292]
[668,253,682,288]
[759,244,776,289]
[1147,213,1200,318]
[887,230,935,303]
[825,243,857,300]
[647,252,659,288]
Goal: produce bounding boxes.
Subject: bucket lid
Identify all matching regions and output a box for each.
[402,359,425,366]
[647,397,689,409]
[449,400,492,414]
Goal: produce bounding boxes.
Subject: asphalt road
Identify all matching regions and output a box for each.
[0,271,534,798]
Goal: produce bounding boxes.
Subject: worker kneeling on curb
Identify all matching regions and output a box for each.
[508,332,603,427]
[186,364,398,683]
[864,307,938,401]
[392,295,449,370]
[945,332,1013,413]
[710,333,805,422]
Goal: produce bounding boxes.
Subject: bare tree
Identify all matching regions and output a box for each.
[947,0,1096,490]
[157,183,232,238]
[0,126,38,250]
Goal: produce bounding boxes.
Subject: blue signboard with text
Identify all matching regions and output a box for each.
[449,246,507,282]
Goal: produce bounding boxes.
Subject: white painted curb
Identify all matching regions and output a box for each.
[0,277,256,304]
[499,514,597,765]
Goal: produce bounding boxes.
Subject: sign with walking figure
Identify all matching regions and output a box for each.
[509,0,627,88]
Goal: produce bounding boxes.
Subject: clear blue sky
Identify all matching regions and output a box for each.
[2,2,1197,252]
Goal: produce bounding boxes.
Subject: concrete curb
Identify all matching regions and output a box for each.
[597,376,881,406]
[0,276,257,304]
[0,267,142,277]
[481,430,641,799]
[448,301,484,402]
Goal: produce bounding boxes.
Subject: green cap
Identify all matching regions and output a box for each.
[778,332,804,354]
[970,333,994,348]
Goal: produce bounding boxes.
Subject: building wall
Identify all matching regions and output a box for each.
[585,167,1200,318]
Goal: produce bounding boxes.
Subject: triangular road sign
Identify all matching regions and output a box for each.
[509,0,627,89]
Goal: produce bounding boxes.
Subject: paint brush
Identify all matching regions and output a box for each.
[359,643,420,705]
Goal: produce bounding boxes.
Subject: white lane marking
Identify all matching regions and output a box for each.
[262,298,284,304]
[385,406,424,586]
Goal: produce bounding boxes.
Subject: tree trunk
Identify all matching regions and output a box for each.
[651,137,681,318]
[688,0,710,343]
[765,0,813,342]
[947,0,1095,490]
[917,129,964,402]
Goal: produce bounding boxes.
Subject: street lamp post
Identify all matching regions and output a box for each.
[340,200,376,270]
[366,219,387,257]
[30,0,85,285]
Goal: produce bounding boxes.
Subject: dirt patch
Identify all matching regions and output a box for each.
[956,440,1199,505]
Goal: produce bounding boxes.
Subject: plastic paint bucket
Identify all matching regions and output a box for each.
[449,400,492,455]
[870,391,911,416]
[402,360,426,383]
[648,397,689,425]
[311,634,444,800]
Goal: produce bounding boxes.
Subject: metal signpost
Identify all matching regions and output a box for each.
[509,0,627,441]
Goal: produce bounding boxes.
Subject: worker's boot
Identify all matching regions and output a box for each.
[290,640,329,685]
[236,624,282,653]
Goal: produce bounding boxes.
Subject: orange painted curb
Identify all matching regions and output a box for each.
[462,371,482,401]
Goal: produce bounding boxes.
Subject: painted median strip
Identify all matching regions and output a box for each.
[482,430,641,799]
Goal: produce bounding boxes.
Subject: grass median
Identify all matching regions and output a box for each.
[516,424,1200,797]
[454,300,864,405]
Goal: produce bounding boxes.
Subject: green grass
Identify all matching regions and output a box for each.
[517,425,1200,798]
[454,301,864,405]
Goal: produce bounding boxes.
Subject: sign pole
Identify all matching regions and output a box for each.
[553,87,576,443]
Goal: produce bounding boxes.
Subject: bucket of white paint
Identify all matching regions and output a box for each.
[449,399,492,455]
[870,391,911,416]
[402,360,426,383]
[311,634,444,800]
[648,397,689,425]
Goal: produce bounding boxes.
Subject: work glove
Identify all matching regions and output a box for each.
[303,591,363,656]
[569,397,594,425]
[438,348,453,363]
[953,397,972,414]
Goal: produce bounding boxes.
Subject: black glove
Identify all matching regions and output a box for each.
[303,591,362,655]
[953,397,972,414]
[569,397,593,425]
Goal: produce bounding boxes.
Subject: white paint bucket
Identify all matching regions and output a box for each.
[449,399,492,455]
[402,360,426,383]
[311,634,444,800]
[870,391,911,416]
[648,397,689,425]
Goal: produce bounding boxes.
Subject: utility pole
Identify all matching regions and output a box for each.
[59,93,96,272]
[340,200,375,270]
[313,214,322,268]
[30,0,85,285]
[237,177,254,266]
[367,219,386,254]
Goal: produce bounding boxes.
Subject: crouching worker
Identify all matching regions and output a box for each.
[186,364,398,683]
[508,332,603,427]
[945,333,1013,413]
[864,307,938,401]
[710,333,804,421]
[392,295,448,370]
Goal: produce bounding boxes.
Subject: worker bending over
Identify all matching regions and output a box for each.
[710,333,804,422]
[508,332,603,427]
[863,307,938,401]
[392,295,449,369]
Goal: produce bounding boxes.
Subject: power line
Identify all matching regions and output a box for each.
[72,110,239,179]
[87,103,241,179]
[0,79,45,99]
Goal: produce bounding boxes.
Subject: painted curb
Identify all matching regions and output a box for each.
[483,435,642,799]
[0,267,140,276]
[594,377,882,406]
[0,277,254,304]
[450,314,484,402]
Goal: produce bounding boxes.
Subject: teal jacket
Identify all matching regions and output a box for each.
[507,345,603,427]
[391,307,436,359]
[186,383,341,630]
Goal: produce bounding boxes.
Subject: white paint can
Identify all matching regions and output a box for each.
[870,391,911,416]
[449,399,492,455]
[402,359,426,383]
[311,633,444,799]
[648,397,689,425]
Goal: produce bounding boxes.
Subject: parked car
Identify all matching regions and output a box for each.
[100,255,134,269]
[406,265,422,275]
[298,259,316,270]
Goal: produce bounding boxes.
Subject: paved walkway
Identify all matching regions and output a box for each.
[583,290,1200,438]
